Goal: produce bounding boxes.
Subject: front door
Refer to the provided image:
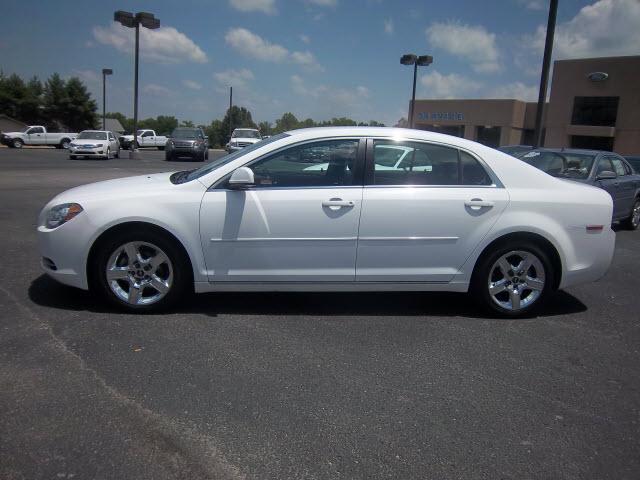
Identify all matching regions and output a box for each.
[594,156,621,218]
[27,126,45,145]
[356,139,509,283]
[200,138,364,282]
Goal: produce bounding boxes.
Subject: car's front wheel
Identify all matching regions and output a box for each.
[472,242,554,317]
[12,138,23,148]
[92,229,191,312]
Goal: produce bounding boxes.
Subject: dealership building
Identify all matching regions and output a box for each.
[410,55,640,155]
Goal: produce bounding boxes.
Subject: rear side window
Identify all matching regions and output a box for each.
[371,140,492,186]
[609,157,627,176]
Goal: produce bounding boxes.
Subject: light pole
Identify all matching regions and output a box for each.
[102,68,112,130]
[401,54,433,129]
[114,10,160,159]
[533,0,558,148]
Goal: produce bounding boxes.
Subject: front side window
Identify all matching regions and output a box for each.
[250,139,359,188]
[28,127,44,134]
[596,157,614,176]
[371,140,492,186]
[142,131,153,137]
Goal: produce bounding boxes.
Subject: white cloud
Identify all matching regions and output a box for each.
[93,23,207,64]
[419,70,482,98]
[489,82,538,101]
[229,0,276,14]
[305,0,337,6]
[534,0,640,59]
[143,84,172,96]
[72,69,100,84]
[214,68,255,88]
[290,75,369,106]
[384,18,394,35]
[426,22,501,73]
[300,34,311,44]
[225,27,323,70]
[518,0,546,10]
[183,79,202,90]
[225,27,289,62]
[291,50,324,71]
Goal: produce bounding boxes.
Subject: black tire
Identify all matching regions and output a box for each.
[158,146,165,151]
[165,151,173,161]
[90,227,192,313]
[205,149,209,160]
[105,147,111,160]
[471,240,555,318]
[114,149,120,159]
[12,138,23,148]
[623,198,640,230]
[60,138,71,149]
[69,155,76,160]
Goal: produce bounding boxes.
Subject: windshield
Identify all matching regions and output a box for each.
[517,150,596,179]
[77,131,107,140]
[171,128,200,139]
[181,133,289,183]
[232,129,261,139]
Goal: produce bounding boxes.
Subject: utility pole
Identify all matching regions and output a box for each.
[533,0,558,148]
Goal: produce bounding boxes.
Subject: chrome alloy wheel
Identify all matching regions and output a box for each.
[632,201,640,229]
[487,250,545,312]
[105,241,173,306]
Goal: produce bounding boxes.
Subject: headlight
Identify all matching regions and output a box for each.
[45,203,83,229]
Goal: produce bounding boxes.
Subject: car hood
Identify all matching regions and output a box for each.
[50,172,177,204]
[2,131,23,137]
[231,137,260,143]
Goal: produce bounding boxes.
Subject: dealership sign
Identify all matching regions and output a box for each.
[417,112,464,121]
[588,71,609,82]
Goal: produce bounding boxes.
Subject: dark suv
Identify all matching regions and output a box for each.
[165,127,209,161]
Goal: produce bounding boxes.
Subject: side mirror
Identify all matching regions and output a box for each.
[228,167,255,189]
[597,170,617,180]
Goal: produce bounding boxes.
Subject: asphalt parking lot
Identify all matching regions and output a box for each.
[1,147,639,480]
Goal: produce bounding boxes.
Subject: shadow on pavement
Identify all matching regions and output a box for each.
[28,274,587,319]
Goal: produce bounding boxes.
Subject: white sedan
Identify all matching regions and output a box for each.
[38,127,615,317]
[69,130,120,159]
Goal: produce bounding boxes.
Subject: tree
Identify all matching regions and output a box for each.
[274,112,299,133]
[42,73,68,129]
[63,77,98,131]
[180,120,195,128]
[22,77,45,125]
[258,121,272,136]
[138,115,178,135]
[220,106,257,145]
[0,73,27,120]
[204,119,224,147]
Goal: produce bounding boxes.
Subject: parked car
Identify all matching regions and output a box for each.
[119,129,168,150]
[37,127,615,317]
[498,145,533,156]
[514,148,640,229]
[69,130,120,160]
[0,125,77,149]
[226,128,262,152]
[625,155,640,173]
[165,127,209,161]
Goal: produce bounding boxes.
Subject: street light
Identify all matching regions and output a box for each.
[102,68,113,130]
[114,10,160,158]
[401,54,433,129]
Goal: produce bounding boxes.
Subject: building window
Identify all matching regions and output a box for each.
[571,96,619,127]
[570,135,614,151]
[476,126,501,148]
[418,124,464,137]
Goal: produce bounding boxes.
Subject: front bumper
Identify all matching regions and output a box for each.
[69,146,106,157]
[37,214,93,290]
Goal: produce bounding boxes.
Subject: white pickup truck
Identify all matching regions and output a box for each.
[119,129,168,150]
[0,126,77,149]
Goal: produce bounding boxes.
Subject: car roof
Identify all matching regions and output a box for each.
[527,147,615,156]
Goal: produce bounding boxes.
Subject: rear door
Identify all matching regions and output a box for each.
[356,138,509,283]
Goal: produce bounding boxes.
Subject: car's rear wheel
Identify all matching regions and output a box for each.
[60,139,71,149]
[92,229,191,312]
[623,198,640,230]
[472,242,554,317]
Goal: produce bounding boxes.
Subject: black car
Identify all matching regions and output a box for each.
[513,148,640,229]
[165,127,209,161]
[625,155,640,173]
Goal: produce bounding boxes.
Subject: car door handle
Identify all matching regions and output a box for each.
[465,199,494,208]
[322,199,354,208]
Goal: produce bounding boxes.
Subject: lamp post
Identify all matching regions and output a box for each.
[401,54,433,129]
[102,68,112,130]
[533,0,558,148]
[114,10,160,158]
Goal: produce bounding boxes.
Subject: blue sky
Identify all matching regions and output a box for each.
[1,0,639,126]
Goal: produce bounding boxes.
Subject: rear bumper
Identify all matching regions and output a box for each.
[559,226,616,289]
